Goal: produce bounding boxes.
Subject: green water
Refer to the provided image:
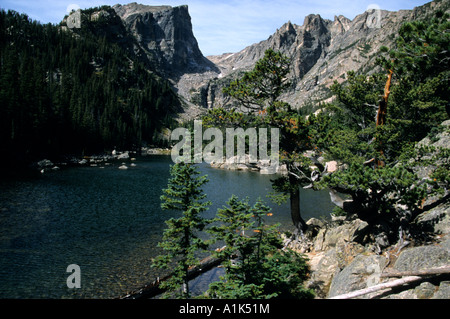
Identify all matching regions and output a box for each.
[0,156,334,298]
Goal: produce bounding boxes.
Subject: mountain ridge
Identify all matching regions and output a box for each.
[62,1,450,116]
[184,0,450,111]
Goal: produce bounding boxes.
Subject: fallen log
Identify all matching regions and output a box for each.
[329,265,450,299]
[119,247,225,299]
[329,276,423,299]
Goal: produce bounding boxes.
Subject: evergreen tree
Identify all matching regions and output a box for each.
[317,12,449,248]
[209,49,320,235]
[152,162,211,298]
[207,195,313,299]
[0,8,181,172]
[377,11,449,155]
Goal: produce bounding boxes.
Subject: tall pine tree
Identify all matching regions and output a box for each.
[152,162,211,298]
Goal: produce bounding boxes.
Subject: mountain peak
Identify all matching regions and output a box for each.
[112,3,217,78]
[189,0,448,112]
[112,3,173,20]
[303,14,329,33]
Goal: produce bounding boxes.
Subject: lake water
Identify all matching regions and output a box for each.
[0,156,334,298]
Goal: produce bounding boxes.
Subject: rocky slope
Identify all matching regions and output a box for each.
[184,0,449,111]
[289,120,450,299]
[63,3,218,82]
[112,3,218,80]
[64,1,449,116]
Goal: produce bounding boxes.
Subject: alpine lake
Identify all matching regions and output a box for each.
[0,155,334,298]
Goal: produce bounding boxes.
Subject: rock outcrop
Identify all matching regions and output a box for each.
[63,1,449,117]
[185,0,450,111]
[296,213,450,299]
[290,120,450,299]
[113,3,218,79]
[64,4,218,82]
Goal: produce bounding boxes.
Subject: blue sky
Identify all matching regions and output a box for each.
[0,0,431,56]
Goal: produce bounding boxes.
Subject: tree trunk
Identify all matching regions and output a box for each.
[375,69,393,169]
[290,185,306,234]
[329,276,423,299]
[329,266,450,299]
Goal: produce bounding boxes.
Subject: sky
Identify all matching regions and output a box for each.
[0,0,432,56]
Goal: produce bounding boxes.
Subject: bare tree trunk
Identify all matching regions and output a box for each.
[290,185,306,234]
[329,276,422,299]
[330,266,450,299]
[374,69,393,169]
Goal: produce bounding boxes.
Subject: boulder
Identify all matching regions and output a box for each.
[393,245,449,273]
[382,242,450,299]
[306,249,340,298]
[313,219,369,251]
[37,159,53,168]
[415,202,450,235]
[117,152,129,159]
[432,281,450,299]
[259,166,277,175]
[327,254,388,298]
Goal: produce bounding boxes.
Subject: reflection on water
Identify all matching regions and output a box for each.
[0,156,334,298]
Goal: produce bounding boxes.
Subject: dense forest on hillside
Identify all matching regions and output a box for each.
[0,9,181,170]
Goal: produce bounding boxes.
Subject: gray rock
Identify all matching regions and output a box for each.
[314,219,369,251]
[393,245,450,272]
[306,249,340,298]
[415,202,450,235]
[415,282,437,299]
[328,254,388,298]
[113,3,218,79]
[37,159,53,168]
[432,281,450,299]
[306,217,326,229]
[117,152,129,159]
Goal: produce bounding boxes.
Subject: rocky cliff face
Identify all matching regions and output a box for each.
[64,4,217,79]
[113,3,218,80]
[185,0,449,111]
[64,1,449,115]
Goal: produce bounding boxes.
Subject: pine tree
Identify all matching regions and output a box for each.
[152,162,211,298]
[377,11,449,150]
[318,12,449,248]
[0,8,182,170]
[207,196,313,299]
[210,49,319,235]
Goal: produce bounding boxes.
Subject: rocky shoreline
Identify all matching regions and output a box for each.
[284,196,450,299]
[209,154,339,175]
[33,147,171,173]
[209,155,287,175]
[284,121,450,299]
